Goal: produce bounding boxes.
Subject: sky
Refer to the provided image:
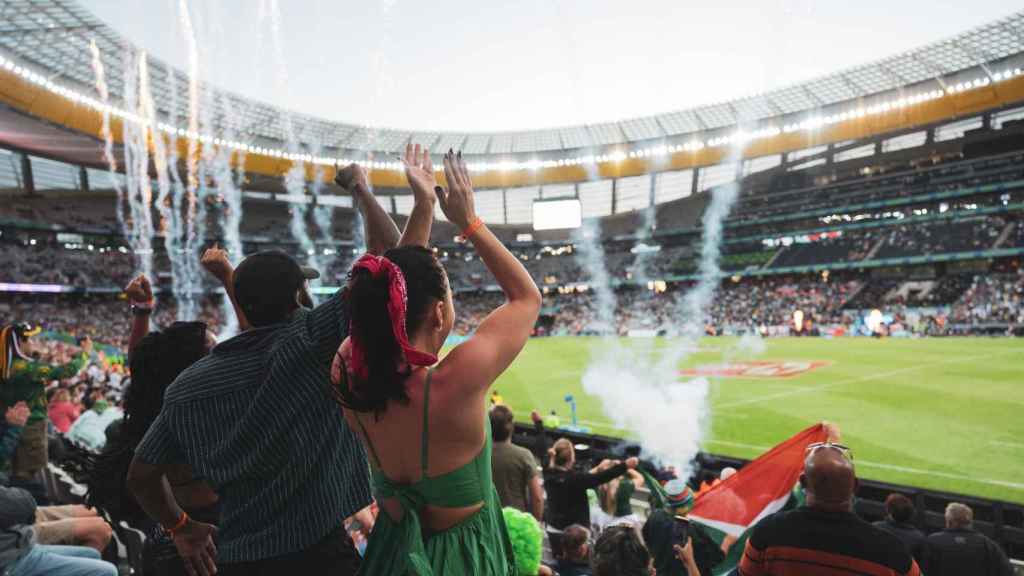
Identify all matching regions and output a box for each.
[79,0,1018,133]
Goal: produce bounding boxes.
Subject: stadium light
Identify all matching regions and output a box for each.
[0,50,1020,175]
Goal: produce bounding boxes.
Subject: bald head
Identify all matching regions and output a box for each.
[801,447,857,512]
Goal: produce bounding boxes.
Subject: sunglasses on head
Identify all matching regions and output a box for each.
[806,442,854,460]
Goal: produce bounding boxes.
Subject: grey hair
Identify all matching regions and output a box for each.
[945,502,973,529]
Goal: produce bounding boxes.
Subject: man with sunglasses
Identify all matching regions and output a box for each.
[737,442,921,576]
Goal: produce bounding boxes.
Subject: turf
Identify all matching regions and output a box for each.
[489,336,1024,503]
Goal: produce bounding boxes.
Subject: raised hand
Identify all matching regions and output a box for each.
[438,150,478,230]
[5,402,29,428]
[201,244,233,282]
[335,162,370,194]
[125,274,154,305]
[402,143,438,205]
[172,519,218,576]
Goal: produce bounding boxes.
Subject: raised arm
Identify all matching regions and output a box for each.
[398,143,438,248]
[125,274,155,351]
[336,163,401,255]
[436,150,542,391]
[201,245,250,331]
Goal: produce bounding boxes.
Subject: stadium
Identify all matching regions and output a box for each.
[1,0,1023,574]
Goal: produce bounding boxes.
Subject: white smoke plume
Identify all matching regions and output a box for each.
[578,145,745,477]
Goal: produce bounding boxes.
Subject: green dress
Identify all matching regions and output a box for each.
[353,370,518,576]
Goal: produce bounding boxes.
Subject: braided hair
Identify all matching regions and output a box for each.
[121,321,210,442]
[85,321,209,517]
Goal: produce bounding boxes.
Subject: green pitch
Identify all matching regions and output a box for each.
[488,336,1024,503]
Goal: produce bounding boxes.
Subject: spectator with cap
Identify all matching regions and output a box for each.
[128,164,400,576]
[643,479,723,576]
[490,405,544,521]
[923,502,1013,576]
[738,442,920,576]
[873,493,927,566]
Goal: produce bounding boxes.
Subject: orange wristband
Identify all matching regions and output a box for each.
[166,511,189,537]
[460,217,484,241]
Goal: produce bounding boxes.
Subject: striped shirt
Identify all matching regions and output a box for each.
[135,293,371,563]
[739,507,921,576]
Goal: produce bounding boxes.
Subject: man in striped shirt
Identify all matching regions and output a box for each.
[738,443,921,576]
[128,165,401,576]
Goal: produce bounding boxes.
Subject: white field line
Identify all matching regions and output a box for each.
[706,439,1024,492]
[716,349,1023,410]
[990,440,1024,449]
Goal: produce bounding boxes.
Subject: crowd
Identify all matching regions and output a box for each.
[0,146,1020,576]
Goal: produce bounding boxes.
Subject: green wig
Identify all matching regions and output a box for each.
[502,507,543,575]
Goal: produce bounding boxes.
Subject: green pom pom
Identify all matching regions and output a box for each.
[502,506,543,575]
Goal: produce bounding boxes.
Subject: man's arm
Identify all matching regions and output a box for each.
[125,274,155,351]
[128,412,218,576]
[201,246,250,331]
[398,143,437,248]
[46,338,91,380]
[530,410,548,466]
[576,459,635,490]
[528,475,544,522]
[337,163,400,255]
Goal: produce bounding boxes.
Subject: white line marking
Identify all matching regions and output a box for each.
[716,349,1023,409]
[705,439,1024,492]
[990,440,1024,449]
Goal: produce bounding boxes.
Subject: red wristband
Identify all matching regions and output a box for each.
[460,217,484,241]
[166,511,189,537]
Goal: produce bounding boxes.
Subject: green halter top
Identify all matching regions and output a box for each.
[352,370,518,576]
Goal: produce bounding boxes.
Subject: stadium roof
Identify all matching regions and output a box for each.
[1,0,1023,162]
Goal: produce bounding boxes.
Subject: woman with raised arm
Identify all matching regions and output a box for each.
[332,146,542,575]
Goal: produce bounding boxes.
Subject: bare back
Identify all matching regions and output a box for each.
[338,344,490,532]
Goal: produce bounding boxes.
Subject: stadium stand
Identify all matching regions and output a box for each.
[2,2,1024,573]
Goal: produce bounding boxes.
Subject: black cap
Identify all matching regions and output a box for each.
[233,250,320,326]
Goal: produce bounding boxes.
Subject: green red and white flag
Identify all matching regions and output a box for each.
[690,423,829,537]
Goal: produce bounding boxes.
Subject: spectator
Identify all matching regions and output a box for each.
[591,524,652,576]
[543,437,639,530]
[594,466,645,534]
[87,312,220,575]
[128,165,399,576]
[0,484,116,576]
[643,479,723,576]
[490,405,544,521]
[738,443,920,575]
[553,524,593,576]
[1,402,30,484]
[923,502,1013,576]
[48,389,80,435]
[874,493,927,566]
[591,524,699,576]
[1,323,90,482]
[331,148,541,575]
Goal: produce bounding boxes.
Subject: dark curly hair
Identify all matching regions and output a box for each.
[333,246,447,417]
[591,525,651,576]
[85,321,210,518]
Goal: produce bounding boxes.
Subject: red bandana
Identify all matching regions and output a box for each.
[349,254,438,379]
